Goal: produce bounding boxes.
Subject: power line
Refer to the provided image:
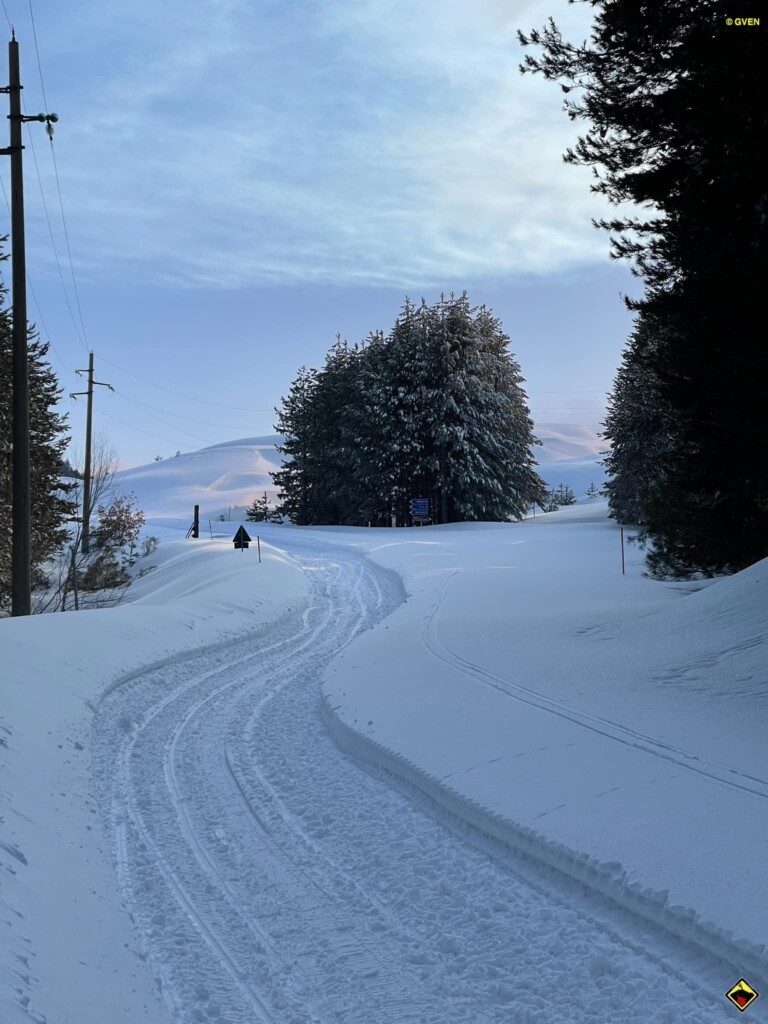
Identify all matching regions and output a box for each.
[88,406,202,450]
[21,124,88,351]
[0,169,71,374]
[111,388,220,446]
[26,0,47,107]
[30,0,89,348]
[111,388,271,430]
[0,23,85,369]
[23,1,90,350]
[1,2,11,32]
[98,354,274,412]
[46,141,89,347]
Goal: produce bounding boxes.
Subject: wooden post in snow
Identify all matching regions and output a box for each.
[621,527,625,575]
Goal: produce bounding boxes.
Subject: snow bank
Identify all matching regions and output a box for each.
[0,536,309,1024]
[319,509,768,985]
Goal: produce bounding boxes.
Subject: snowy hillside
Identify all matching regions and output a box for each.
[116,424,605,520]
[116,434,284,519]
[3,485,766,1022]
[534,422,605,494]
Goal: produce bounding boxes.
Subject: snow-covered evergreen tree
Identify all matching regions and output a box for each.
[245,491,282,523]
[245,492,269,523]
[272,295,545,527]
[1,264,73,610]
[554,483,577,506]
[272,366,319,524]
[602,317,675,526]
[365,298,445,524]
[310,338,367,525]
[470,303,547,519]
[521,2,768,576]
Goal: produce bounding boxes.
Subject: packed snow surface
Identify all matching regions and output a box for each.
[2,443,766,1024]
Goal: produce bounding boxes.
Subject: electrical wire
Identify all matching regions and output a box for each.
[98,355,274,412]
[47,143,90,349]
[26,0,47,107]
[22,125,89,352]
[4,6,270,458]
[48,143,88,348]
[0,169,71,373]
[0,11,82,372]
[88,406,202,450]
[22,0,90,351]
[111,388,271,430]
[111,389,220,446]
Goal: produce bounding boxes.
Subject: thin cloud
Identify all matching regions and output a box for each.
[17,0,614,289]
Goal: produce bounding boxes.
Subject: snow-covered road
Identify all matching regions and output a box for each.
[93,546,739,1024]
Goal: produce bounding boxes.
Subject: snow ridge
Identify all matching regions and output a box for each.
[321,698,767,983]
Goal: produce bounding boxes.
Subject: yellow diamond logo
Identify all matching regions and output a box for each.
[726,979,759,1012]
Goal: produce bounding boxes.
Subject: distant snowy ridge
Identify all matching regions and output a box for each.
[535,423,604,461]
[117,425,605,519]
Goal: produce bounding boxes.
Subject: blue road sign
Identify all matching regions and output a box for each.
[409,498,429,516]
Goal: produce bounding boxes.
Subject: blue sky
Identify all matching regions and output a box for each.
[0,0,641,468]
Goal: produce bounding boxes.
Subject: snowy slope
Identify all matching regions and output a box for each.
[3,445,766,1024]
[534,422,605,494]
[116,424,606,520]
[316,510,768,991]
[1,540,309,1024]
[116,435,284,519]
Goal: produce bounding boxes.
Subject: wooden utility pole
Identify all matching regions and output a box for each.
[1,34,57,615]
[71,353,112,554]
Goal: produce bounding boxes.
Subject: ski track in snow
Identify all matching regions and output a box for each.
[423,570,768,800]
[93,547,741,1024]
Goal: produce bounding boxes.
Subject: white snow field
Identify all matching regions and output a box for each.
[2,438,766,1024]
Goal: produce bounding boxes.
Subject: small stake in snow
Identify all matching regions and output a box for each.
[620,526,625,575]
[233,525,251,551]
[257,535,261,563]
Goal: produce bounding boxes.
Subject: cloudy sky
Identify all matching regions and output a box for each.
[0,0,640,467]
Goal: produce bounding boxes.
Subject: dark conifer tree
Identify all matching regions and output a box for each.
[602,316,676,525]
[1,257,73,609]
[245,492,269,523]
[272,366,319,525]
[344,329,394,525]
[471,303,547,519]
[310,338,366,525]
[352,299,436,525]
[272,296,545,526]
[519,1,768,576]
